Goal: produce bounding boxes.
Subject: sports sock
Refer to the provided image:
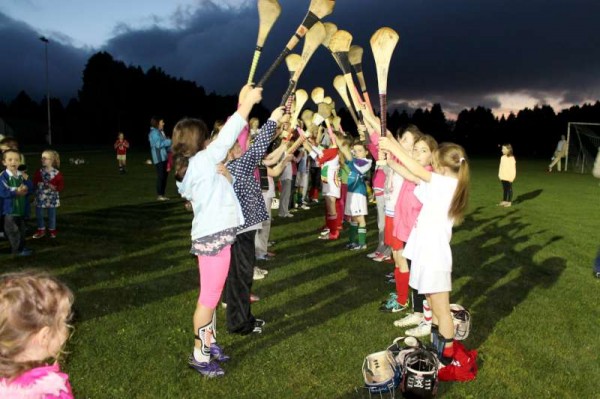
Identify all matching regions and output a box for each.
[358,227,367,246]
[349,222,358,244]
[193,321,212,363]
[394,269,410,305]
[423,300,433,325]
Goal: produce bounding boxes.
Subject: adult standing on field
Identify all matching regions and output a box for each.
[548,135,567,172]
[149,116,171,201]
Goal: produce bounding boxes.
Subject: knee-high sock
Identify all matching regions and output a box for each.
[335,199,344,230]
[358,226,367,246]
[394,269,410,305]
[348,222,358,244]
[423,299,432,325]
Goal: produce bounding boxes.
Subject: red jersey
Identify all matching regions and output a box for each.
[114,139,129,155]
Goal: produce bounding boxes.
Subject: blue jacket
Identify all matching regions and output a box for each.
[0,170,33,216]
[177,112,247,240]
[148,127,172,164]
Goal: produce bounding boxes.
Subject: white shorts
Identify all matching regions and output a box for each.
[117,154,126,161]
[345,192,368,216]
[295,172,308,188]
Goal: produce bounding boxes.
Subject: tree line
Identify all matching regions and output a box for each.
[1,51,600,158]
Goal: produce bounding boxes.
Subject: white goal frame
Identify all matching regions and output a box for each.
[565,122,600,172]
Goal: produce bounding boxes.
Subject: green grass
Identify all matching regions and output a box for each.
[3,151,599,398]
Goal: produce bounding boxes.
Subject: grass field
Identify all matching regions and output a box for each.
[2,150,599,398]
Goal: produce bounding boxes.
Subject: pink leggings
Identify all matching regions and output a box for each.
[198,245,231,308]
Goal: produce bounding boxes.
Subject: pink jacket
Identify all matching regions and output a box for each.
[0,364,73,399]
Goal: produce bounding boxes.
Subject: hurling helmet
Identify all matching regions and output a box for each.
[450,304,471,341]
[362,350,401,394]
[400,348,439,398]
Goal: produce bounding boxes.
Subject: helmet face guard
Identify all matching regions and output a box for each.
[401,348,439,398]
[363,350,401,394]
[450,304,471,341]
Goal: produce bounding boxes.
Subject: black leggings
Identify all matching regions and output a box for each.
[155,161,168,196]
[501,180,513,202]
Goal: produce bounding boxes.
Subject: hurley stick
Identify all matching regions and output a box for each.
[317,102,337,144]
[291,89,308,129]
[256,0,335,87]
[349,45,374,113]
[311,87,325,105]
[333,75,359,127]
[328,29,367,138]
[370,27,400,164]
[283,54,303,115]
[247,0,282,84]
[280,21,326,106]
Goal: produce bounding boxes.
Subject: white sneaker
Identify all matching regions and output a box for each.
[393,313,424,328]
[255,267,268,275]
[405,321,431,338]
[300,204,310,210]
[366,251,380,259]
[253,267,265,280]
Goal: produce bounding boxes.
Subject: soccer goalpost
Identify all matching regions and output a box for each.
[565,122,600,173]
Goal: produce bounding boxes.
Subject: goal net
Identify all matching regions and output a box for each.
[566,122,600,173]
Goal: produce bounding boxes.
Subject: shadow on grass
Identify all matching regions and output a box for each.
[2,199,200,323]
[514,188,543,204]
[437,206,565,397]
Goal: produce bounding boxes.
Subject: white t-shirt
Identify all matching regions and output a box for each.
[404,173,458,293]
[384,167,404,217]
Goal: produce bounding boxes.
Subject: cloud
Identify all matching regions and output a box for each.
[1,0,600,117]
[0,12,90,102]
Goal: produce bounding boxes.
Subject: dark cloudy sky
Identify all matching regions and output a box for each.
[1,0,599,118]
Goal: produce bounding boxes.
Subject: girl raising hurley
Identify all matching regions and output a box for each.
[379,134,470,366]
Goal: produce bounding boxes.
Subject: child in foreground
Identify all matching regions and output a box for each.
[0,270,74,398]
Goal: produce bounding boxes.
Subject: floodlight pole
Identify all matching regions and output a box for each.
[40,36,52,145]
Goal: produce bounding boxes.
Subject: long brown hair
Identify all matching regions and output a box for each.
[434,143,470,225]
[0,271,74,379]
[171,118,210,181]
[415,134,438,153]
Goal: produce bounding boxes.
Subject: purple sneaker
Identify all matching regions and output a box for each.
[187,354,225,378]
[210,343,230,362]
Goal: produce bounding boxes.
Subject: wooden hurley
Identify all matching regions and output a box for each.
[311,87,325,105]
[333,75,360,127]
[279,21,326,106]
[349,45,374,113]
[283,54,303,114]
[256,0,335,87]
[327,30,367,131]
[247,0,282,84]
[291,89,309,129]
[370,27,400,165]
[317,102,337,144]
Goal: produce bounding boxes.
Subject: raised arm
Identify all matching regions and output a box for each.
[379,133,432,182]
[206,87,262,163]
[386,158,420,183]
